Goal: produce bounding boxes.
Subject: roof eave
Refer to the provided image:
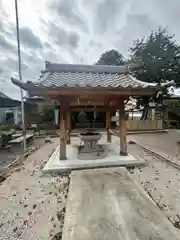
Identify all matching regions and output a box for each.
[11,77,32,91]
[11,77,25,89]
[22,86,157,98]
[161,80,175,87]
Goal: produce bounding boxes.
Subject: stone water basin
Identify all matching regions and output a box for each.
[78,132,103,157]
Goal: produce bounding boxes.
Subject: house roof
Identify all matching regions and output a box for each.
[0,92,11,99]
[0,91,37,108]
[11,62,160,91]
[0,91,21,108]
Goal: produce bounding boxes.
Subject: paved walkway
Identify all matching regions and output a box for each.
[62,167,180,240]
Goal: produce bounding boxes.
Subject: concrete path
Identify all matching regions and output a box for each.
[62,167,180,240]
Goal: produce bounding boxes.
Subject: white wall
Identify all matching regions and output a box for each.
[0,108,8,124]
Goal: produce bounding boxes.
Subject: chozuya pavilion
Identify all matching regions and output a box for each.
[12,61,161,171]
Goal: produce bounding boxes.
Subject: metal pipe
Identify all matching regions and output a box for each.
[15,0,26,151]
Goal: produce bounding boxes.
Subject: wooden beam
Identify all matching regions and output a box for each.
[119,100,128,156]
[55,95,129,108]
[29,87,157,97]
[54,96,124,107]
[70,95,107,106]
[70,107,117,112]
[70,101,105,106]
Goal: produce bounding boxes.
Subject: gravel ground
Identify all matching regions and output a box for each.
[0,138,70,240]
[0,138,46,171]
[128,142,180,230]
[131,131,180,162]
[1,132,180,238]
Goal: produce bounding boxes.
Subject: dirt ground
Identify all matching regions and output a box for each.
[0,138,46,172]
[0,138,69,240]
[1,131,180,238]
[128,139,180,230]
[131,130,180,160]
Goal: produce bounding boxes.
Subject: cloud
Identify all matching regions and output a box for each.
[89,40,101,48]
[49,0,88,32]
[19,27,43,49]
[49,23,80,49]
[114,13,156,56]
[1,0,180,99]
[6,58,29,72]
[127,14,154,31]
[0,33,16,52]
[94,0,124,33]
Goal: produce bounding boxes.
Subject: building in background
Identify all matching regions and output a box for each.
[0,92,22,124]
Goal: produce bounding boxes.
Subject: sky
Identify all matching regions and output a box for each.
[1,0,180,100]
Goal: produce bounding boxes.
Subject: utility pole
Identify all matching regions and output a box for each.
[15,0,26,151]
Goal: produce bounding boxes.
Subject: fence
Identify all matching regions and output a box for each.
[117,119,163,131]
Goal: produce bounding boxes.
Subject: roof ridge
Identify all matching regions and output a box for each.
[45,61,129,74]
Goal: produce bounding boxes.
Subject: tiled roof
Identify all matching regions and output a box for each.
[33,62,158,89]
[36,72,153,88]
[11,62,161,91]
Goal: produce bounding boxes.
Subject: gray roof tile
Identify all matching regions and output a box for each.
[35,72,146,88]
[33,62,157,89]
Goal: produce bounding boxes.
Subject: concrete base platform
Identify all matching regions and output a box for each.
[43,136,145,173]
[62,168,180,240]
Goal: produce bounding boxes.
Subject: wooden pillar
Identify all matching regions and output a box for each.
[59,103,68,160]
[119,101,127,156]
[106,109,111,142]
[66,110,71,144]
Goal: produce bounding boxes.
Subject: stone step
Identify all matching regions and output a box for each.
[62,167,180,240]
